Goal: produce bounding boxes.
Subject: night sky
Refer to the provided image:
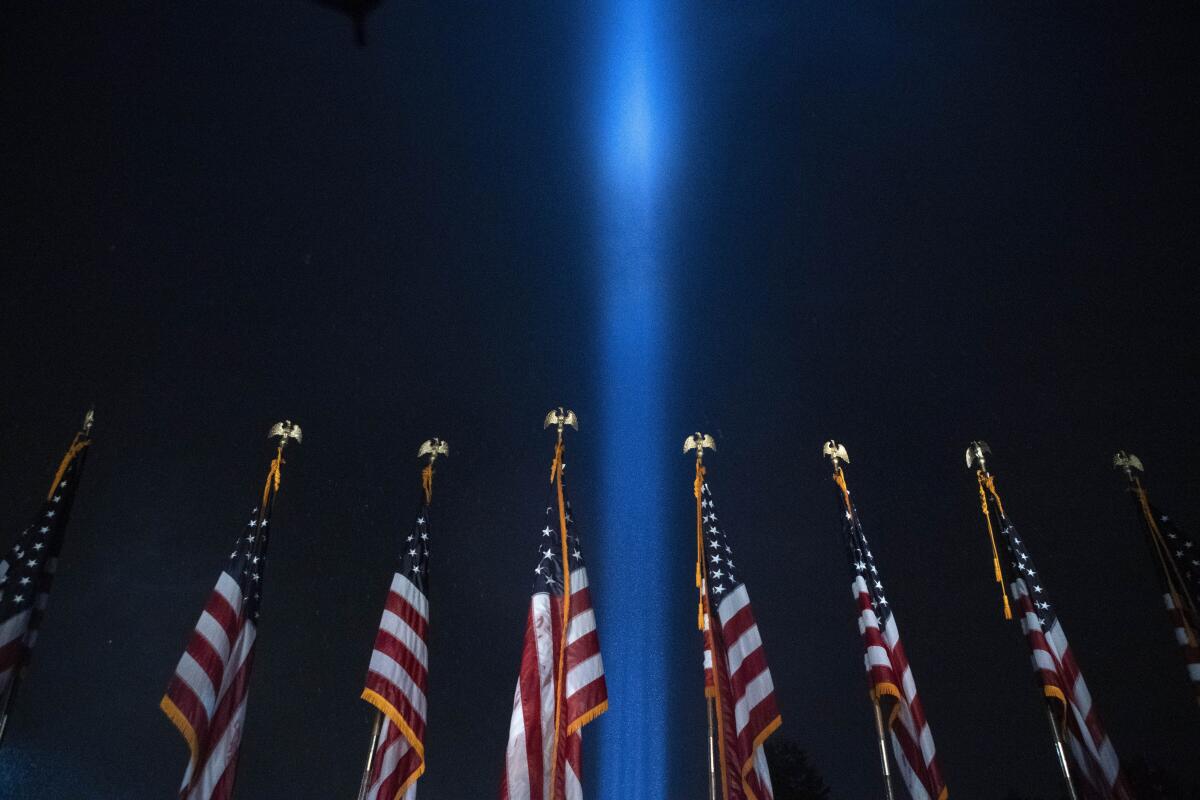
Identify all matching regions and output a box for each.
[2,3,1198,799]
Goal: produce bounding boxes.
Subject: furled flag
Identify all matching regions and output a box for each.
[0,412,93,724]
[976,470,1132,800]
[359,442,444,800]
[500,430,607,800]
[831,465,947,800]
[1125,476,1200,704]
[696,463,780,800]
[160,422,299,800]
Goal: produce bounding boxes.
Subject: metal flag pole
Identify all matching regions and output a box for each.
[967,441,1077,800]
[1044,704,1080,800]
[823,441,895,800]
[356,437,449,800]
[684,432,718,800]
[705,697,718,800]
[870,697,897,800]
[355,710,384,800]
[0,408,95,749]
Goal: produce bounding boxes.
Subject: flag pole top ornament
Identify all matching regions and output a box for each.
[543,407,578,444]
[1112,451,1143,480]
[81,407,95,436]
[965,440,991,473]
[268,420,303,449]
[822,440,850,471]
[683,432,716,464]
[418,438,449,464]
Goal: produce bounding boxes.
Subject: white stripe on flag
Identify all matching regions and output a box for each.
[195,611,233,666]
[390,573,429,622]
[368,651,428,722]
[175,652,218,715]
[717,584,750,626]
[214,572,243,614]
[733,668,774,736]
[725,624,763,677]
[503,681,532,800]
[566,609,596,646]
[565,653,604,699]
[379,608,430,668]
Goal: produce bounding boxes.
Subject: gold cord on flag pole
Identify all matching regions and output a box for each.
[262,420,301,519]
[418,438,449,505]
[967,442,1011,620]
[544,408,577,799]
[47,408,94,500]
[976,473,1012,620]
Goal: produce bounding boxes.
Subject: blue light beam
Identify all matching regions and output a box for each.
[592,2,677,798]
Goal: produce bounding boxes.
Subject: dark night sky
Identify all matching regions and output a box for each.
[2,2,1198,798]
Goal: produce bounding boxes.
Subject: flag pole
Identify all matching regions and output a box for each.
[0,408,95,748]
[1044,703,1080,800]
[705,697,718,800]
[870,695,897,800]
[356,437,448,800]
[824,442,896,800]
[967,441,1080,800]
[0,674,19,747]
[684,432,719,799]
[356,710,384,800]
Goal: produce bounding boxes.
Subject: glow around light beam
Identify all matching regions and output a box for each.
[592,2,677,798]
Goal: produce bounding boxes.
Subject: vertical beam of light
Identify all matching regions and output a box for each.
[592,2,676,798]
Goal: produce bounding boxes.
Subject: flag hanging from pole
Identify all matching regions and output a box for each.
[831,465,947,800]
[500,418,607,800]
[359,447,441,800]
[160,422,299,800]
[1125,475,1200,704]
[976,470,1133,800]
[695,460,780,800]
[0,414,93,702]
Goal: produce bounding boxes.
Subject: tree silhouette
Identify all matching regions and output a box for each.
[764,738,831,800]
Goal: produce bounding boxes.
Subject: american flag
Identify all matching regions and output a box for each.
[833,469,946,800]
[1129,482,1200,704]
[500,457,607,800]
[981,480,1133,800]
[160,452,284,800]
[359,496,433,800]
[0,430,91,702]
[698,474,779,800]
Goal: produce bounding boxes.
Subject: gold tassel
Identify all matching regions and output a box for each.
[47,434,90,500]
[421,463,434,505]
[260,446,283,512]
[977,471,1012,620]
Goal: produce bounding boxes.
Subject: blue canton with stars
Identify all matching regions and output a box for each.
[399,500,432,593]
[1148,504,1200,614]
[700,481,741,598]
[840,494,893,625]
[533,475,586,596]
[0,442,89,631]
[224,486,280,623]
[990,509,1056,629]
